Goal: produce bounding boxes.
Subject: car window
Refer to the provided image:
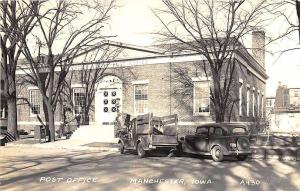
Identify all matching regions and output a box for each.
[196,127,208,135]
[231,127,247,134]
[214,128,223,136]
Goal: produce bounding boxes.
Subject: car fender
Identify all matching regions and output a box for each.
[118,138,125,145]
[137,136,149,150]
[210,143,229,155]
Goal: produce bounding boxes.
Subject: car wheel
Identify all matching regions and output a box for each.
[236,154,248,161]
[119,142,125,154]
[211,145,224,162]
[137,142,146,158]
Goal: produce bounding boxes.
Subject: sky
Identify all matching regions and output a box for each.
[105,0,300,97]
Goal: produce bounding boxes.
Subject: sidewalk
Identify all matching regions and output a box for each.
[6,138,119,152]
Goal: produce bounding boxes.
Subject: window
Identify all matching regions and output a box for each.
[231,127,247,135]
[73,88,85,114]
[266,99,272,107]
[1,99,7,119]
[1,80,4,90]
[246,86,250,117]
[214,128,223,136]
[257,91,260,116]
[239,82,243,116]
[194,81,210,115]
[29,90,41,115]
[252,89,255,117]
[261,94,264,116]
[134,84,148,115]
[196,127,208,135]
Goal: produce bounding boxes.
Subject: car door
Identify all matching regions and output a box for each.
[194,126,209,152]
[182,134,198,153]
[209,127,224,149]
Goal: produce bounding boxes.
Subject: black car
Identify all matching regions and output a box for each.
[179,123,251,162]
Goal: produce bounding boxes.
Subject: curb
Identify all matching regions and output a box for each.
[5,143,119,152]
[250,147,300,161]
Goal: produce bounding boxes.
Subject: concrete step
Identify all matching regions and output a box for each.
[70,125,118,143]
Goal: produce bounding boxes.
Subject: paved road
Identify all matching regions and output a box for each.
[0,147,299,191]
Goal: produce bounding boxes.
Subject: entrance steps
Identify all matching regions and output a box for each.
[70,124,118,143]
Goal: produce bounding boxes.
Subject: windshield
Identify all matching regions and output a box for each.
[231,127,248,135]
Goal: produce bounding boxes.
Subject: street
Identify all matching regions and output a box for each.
[0,147,299,191]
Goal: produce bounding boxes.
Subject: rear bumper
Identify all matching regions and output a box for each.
[148,144,178,150]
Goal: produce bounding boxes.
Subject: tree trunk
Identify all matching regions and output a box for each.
[7,97,18,140]
[47,107,55,142]
[84,108,89,125]
[6,73,18,140]
[43,101,55,142]
[215,105,225,122]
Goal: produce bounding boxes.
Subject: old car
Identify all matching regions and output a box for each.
[179,123,251,162]
[116,113,179,158]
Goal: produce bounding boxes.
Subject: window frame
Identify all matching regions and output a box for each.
[29,88,41,117]
[193,80,210,116]
[133,82,149,116]
[252,88,256,117]
[246,85,250,117]
[257,90,260,116]
[239,80,243,116]
[72,87,86,115]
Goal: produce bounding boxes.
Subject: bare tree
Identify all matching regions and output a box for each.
[60,42,123,125]
[155,0,271,122]
[0,1,40,139]
[264,0,300,49]
[20,0,115,142]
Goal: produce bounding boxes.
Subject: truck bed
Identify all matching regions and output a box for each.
[151,134,178,145]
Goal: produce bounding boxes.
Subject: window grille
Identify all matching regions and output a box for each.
[134,84,148,115]
[194,81,210,114]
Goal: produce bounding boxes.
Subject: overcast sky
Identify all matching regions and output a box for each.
[106,0,300,97]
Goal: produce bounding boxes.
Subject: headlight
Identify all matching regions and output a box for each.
[230,143,237,148]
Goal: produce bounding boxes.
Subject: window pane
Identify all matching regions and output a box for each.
[194,81,210,114]
[30,90,41,115]
[134,84,148,114]
[73,88,85,114]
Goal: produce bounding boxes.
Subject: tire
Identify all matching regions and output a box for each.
[236,154,248,161]
[119,142,125,154]
[211,145,224,162]
[137,142,146,158]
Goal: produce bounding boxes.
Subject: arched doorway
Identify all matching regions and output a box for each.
[95,75,122,125]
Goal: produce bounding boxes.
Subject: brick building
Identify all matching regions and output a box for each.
[16,32,268,138]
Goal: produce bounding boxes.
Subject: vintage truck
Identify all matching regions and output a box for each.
[115,113,179,158]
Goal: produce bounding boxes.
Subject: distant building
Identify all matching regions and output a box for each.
[289,88,300,106]
[274,83,289,108]
[269,84,300,133]
[266,97,275,116]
